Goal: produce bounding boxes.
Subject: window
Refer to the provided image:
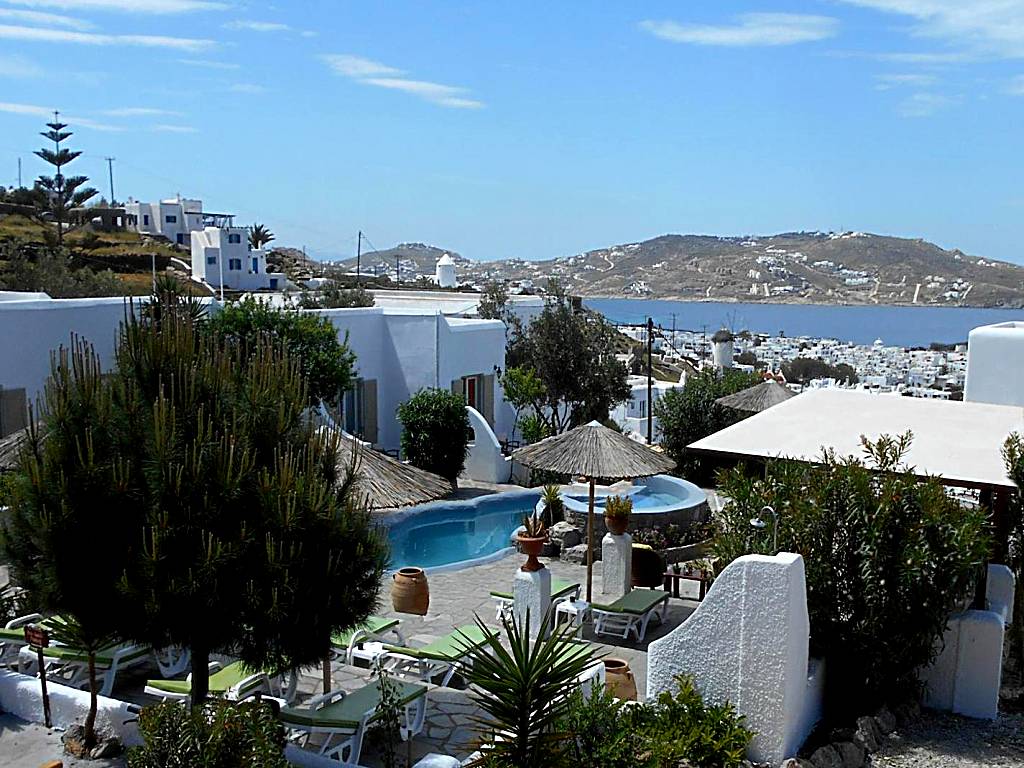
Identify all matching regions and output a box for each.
[251,257,259,273]
[228,233,241,244]
[206,255,216,265]
[165,214,177,223]
[142,214,150,226]
[343,383,364,437]
[176,233,184,245]
[465,376,478,410]
[229,258,242,271]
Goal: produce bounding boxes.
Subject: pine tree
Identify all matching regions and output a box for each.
[34,112,97,247]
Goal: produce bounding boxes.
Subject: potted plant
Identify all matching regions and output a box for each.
[518,515,547,572]
[604,495,632,536]
[540,484,564,528]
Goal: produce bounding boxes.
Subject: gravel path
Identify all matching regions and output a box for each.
[872,710,1024,767]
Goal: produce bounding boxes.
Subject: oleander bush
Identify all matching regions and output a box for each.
[397,388,473,485]
[127,700,287,768]
[558,676,753,768]
[712,433,990,717]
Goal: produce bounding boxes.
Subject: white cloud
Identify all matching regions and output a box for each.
[321,54,401,78]
[228,83,266,93]
[2,0,226,12]
[0,23,214,50]
[0,8,93,29]
[897,91,957,117]
[874,72,938,89]
[0,53,43,77]
[321,54,484,108]
[152,123,198,133]
[837,1,1024,58]
[102,106,182,116]
[639,13,838,47]
[223,20,289,32]
[0,100,122,130]
[176,57,238,69]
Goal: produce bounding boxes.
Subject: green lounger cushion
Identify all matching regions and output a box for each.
[39,643,149,666]
[0,627,28,643]
[146,660,254,695]
[489,579,579,601]
[383,624,495,661]
[331,616,400,649]
[593,589,667,616]
[280,680,426,730]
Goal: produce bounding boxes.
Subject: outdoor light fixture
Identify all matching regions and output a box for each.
[749,505,779,553]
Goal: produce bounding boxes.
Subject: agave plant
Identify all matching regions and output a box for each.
[521,514,547,539]
[540,484,564,528]
[457,612,599,768]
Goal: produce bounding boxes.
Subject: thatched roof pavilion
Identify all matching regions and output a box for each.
[335,434,452,511]
[0,427,33,472]
[513,421,676,600]
[716,380,795,414]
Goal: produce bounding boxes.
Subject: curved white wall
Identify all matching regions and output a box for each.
[965,322,1024,407]
[462,406,510,483]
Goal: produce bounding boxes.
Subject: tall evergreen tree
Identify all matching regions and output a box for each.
[34,112,97,247]
[2,340,138,746]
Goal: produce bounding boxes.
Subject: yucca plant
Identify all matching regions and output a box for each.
[457,612,599,768]
[540,484,564,528]
[521,514,546,539]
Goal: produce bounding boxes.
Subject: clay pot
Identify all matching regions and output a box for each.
[603,658,637,701]
[518,535,547,572]
[391,567,429,615]
[605,515,628,536]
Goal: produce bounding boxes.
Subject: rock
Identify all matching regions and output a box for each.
[829,727,856,743]
[854,716,881,752]
[541,541,560,557]
[893,700,921,725]
[90,737,122,759]
[874,706,897,735]
[836,740,866,768]
[560,543,599,564]
[61,725,88,759]
[810,744,843,768]
[781,759,815,768]
[549,521,582,549]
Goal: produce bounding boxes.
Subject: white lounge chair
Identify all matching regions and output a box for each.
[0,613,43,666]
[279,680,427,765]
[19,640,151,696]
[489,579,581,622]
[144,660,269,701]
[331,615,405,665]
[382,624,496,686]
[591,589,669,642]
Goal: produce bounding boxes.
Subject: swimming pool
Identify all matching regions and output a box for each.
[383,489,542,571]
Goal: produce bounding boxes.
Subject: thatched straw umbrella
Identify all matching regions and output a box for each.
[335,434,452,511]
[512,421,676,601]
[0,426,35,473]
[715,380,795,414]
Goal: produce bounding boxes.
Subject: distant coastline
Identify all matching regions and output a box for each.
[584,297,1024,348]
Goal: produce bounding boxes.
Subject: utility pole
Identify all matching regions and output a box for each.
[647,316,654,445]
[17,157,22,188]
[104,157,116,205]
[395,254,400,286]
[356,230,362,286]
[701,324,708,367]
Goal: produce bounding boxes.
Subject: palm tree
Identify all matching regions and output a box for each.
[249,223,275,250]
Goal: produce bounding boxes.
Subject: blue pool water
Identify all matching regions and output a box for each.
[384,490,542,571]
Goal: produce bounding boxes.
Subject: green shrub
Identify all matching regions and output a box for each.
[633,522,714,551]
[713,433,990,717]
[655,369,761,484]
[397,388,472,484]
[519,413,550,445]
[604,495,632,522]
[558,675,752,768]
[127,700,287,768]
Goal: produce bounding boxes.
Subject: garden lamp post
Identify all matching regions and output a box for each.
[749,505,779,553]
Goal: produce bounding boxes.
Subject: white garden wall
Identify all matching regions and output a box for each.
[646,552,820,765]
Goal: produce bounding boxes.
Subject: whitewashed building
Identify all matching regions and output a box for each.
[124,195,214,246]
[434,253,457,288]
[191,227,283,292]
[965,321,1024,408]
[609,375,686,443]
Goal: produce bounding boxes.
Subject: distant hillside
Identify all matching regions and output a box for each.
[333,243,469,280]
[353,231,1023,308]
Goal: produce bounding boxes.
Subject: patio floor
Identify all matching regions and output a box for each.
[98,552,701,766]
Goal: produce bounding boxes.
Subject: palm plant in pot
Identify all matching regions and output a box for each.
[604,495,632,536]
[518,515,547,572]
[540,484,564,528]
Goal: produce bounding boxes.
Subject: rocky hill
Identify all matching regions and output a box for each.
[343,231,1024,308]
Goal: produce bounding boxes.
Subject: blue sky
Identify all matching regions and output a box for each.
[1,1,1023,264]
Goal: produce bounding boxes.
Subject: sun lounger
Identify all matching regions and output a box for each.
[279,679,427,765]
[144,660,268,701]
[592,589,669,642]
[331,615,405,664]
[489,579,581,621]
[19,640,151,696]
[382,624,497,686]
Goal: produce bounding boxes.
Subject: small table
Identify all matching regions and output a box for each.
[663,568,708,601]
[348,640,388,667]
[554,600,591,638]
